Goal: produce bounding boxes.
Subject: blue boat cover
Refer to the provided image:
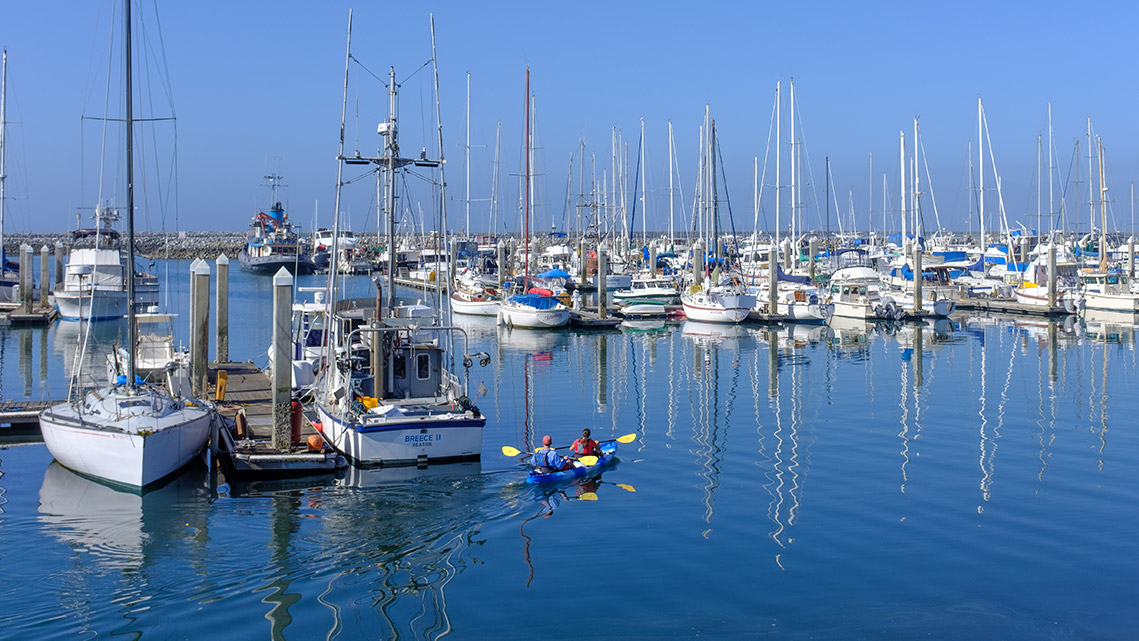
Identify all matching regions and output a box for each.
[508,294,561,309]
[538,268,571,279]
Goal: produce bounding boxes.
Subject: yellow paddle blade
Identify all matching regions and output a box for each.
[501,446,522,457]
[577,455,599,466]
[615,433,637,443]
[614,483,636,492]
[578,492,598,501]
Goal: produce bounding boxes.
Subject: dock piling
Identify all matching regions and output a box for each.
[597,247,607,319]
[190,259,210,398]
[39,245,49,308]
[271,267,293,451]
[19,244,32,313]
[216,254,229,363]
[53,241,63,294]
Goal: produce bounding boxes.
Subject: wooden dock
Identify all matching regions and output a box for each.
[210,361,346,482]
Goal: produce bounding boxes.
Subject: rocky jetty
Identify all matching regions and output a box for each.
[5,231,243,260]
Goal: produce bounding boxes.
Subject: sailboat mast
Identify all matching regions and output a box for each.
[978,99,985,249]
[1098,139,1107,274]
[668,120,675,248]
[465,72,471,238]
[0,50,6,269]
[524,67,530,281]
[124,0,137,386]
[328,9,351,341]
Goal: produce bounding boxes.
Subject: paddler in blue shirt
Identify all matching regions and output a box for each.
[532,435,571,473]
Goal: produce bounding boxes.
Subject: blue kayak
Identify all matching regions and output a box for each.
[525,440,618,484]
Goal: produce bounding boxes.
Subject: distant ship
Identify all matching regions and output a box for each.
[238,172,316,275]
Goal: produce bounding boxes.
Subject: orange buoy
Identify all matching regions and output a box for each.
[307,434,324,452]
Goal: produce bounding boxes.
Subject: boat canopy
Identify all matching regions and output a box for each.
[538,268,571,279]
[508,294,562,309]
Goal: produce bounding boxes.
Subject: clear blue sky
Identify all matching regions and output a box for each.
[3,1,1139,236]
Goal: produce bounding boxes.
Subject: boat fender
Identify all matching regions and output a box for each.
[307,434,324,452]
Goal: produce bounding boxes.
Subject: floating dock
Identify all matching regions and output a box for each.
[0,302,58,326]
[0,400,52,443]
[955,297,1073,316]
[570,309,622,328]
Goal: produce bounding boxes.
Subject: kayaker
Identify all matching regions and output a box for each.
[570,428,601,458]
[532,435,571,473]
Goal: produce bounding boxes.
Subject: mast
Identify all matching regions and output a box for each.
[386,66,398,311]
[328,10,351,333]
[900,131,906,250]
[124,0,137,386]
[668,120,675,248]
[775,82,780,264]
[0,50,6,270]
[640,118,646,243]
[978,99,984,250]
[465,72,471,238]
[1098,138,1107,274]
[1047,103,1054,235]
[524,67,530,281]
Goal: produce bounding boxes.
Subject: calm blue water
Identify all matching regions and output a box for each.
[2,260,1139,639]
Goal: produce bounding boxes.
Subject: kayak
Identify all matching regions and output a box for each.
[525,440,618,484]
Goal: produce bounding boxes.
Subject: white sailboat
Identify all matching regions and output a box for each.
[497,68,570,329]
[680,106,755,323]
[39,0,212,490]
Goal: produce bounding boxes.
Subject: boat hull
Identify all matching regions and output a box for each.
[526,441,617,483]
[315,405,485,467]
[54,289,129,321]
[681,291,754,323]
[39,400,211,489]
[497,304,570,328]
[239,251,317,275]
[450,294,500,316]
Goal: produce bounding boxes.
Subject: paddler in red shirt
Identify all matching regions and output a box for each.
[570,428,601,458]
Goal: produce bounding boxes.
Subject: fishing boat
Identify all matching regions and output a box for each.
[314,19,486,467]
[614,275,680,305]
[39,0,214,490]
[239,173,317,275]
[526,440,618,484]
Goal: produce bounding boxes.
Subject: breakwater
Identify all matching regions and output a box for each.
[3,232,381,261]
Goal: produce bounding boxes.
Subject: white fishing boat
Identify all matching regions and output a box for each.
[314,23,487,467]
[614,274,679,304]
[39,0,213,490]
[828,266,903,320]
[53,207,160,321]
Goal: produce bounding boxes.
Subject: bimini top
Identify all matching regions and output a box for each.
[507,294,562,309]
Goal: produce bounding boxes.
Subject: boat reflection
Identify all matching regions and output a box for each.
[52,317,128,389]
[37,460,209,570]
[1081,309,1138,345]
[681,319,748,345]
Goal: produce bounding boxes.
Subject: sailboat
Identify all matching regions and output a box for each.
[313,13,486,467]
[39,0,213,490]
[680,106,755,323]
[497,68,570,329]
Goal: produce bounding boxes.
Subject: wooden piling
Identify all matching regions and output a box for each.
[190,259,210,398]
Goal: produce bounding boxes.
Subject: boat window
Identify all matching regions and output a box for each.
[417,353,431,380]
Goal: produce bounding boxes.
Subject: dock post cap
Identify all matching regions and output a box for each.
[273,267,294,286]
[192,259,211,276]
[217,253,229,265]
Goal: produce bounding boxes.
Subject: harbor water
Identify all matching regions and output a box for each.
[1,260,1138,639]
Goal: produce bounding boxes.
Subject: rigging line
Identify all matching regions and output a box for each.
[715,138,743,272]
[348,54,389,87]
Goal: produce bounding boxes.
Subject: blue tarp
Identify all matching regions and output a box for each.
[508,294,561,309]
[776,263,811,285]
[538,268,571,279]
